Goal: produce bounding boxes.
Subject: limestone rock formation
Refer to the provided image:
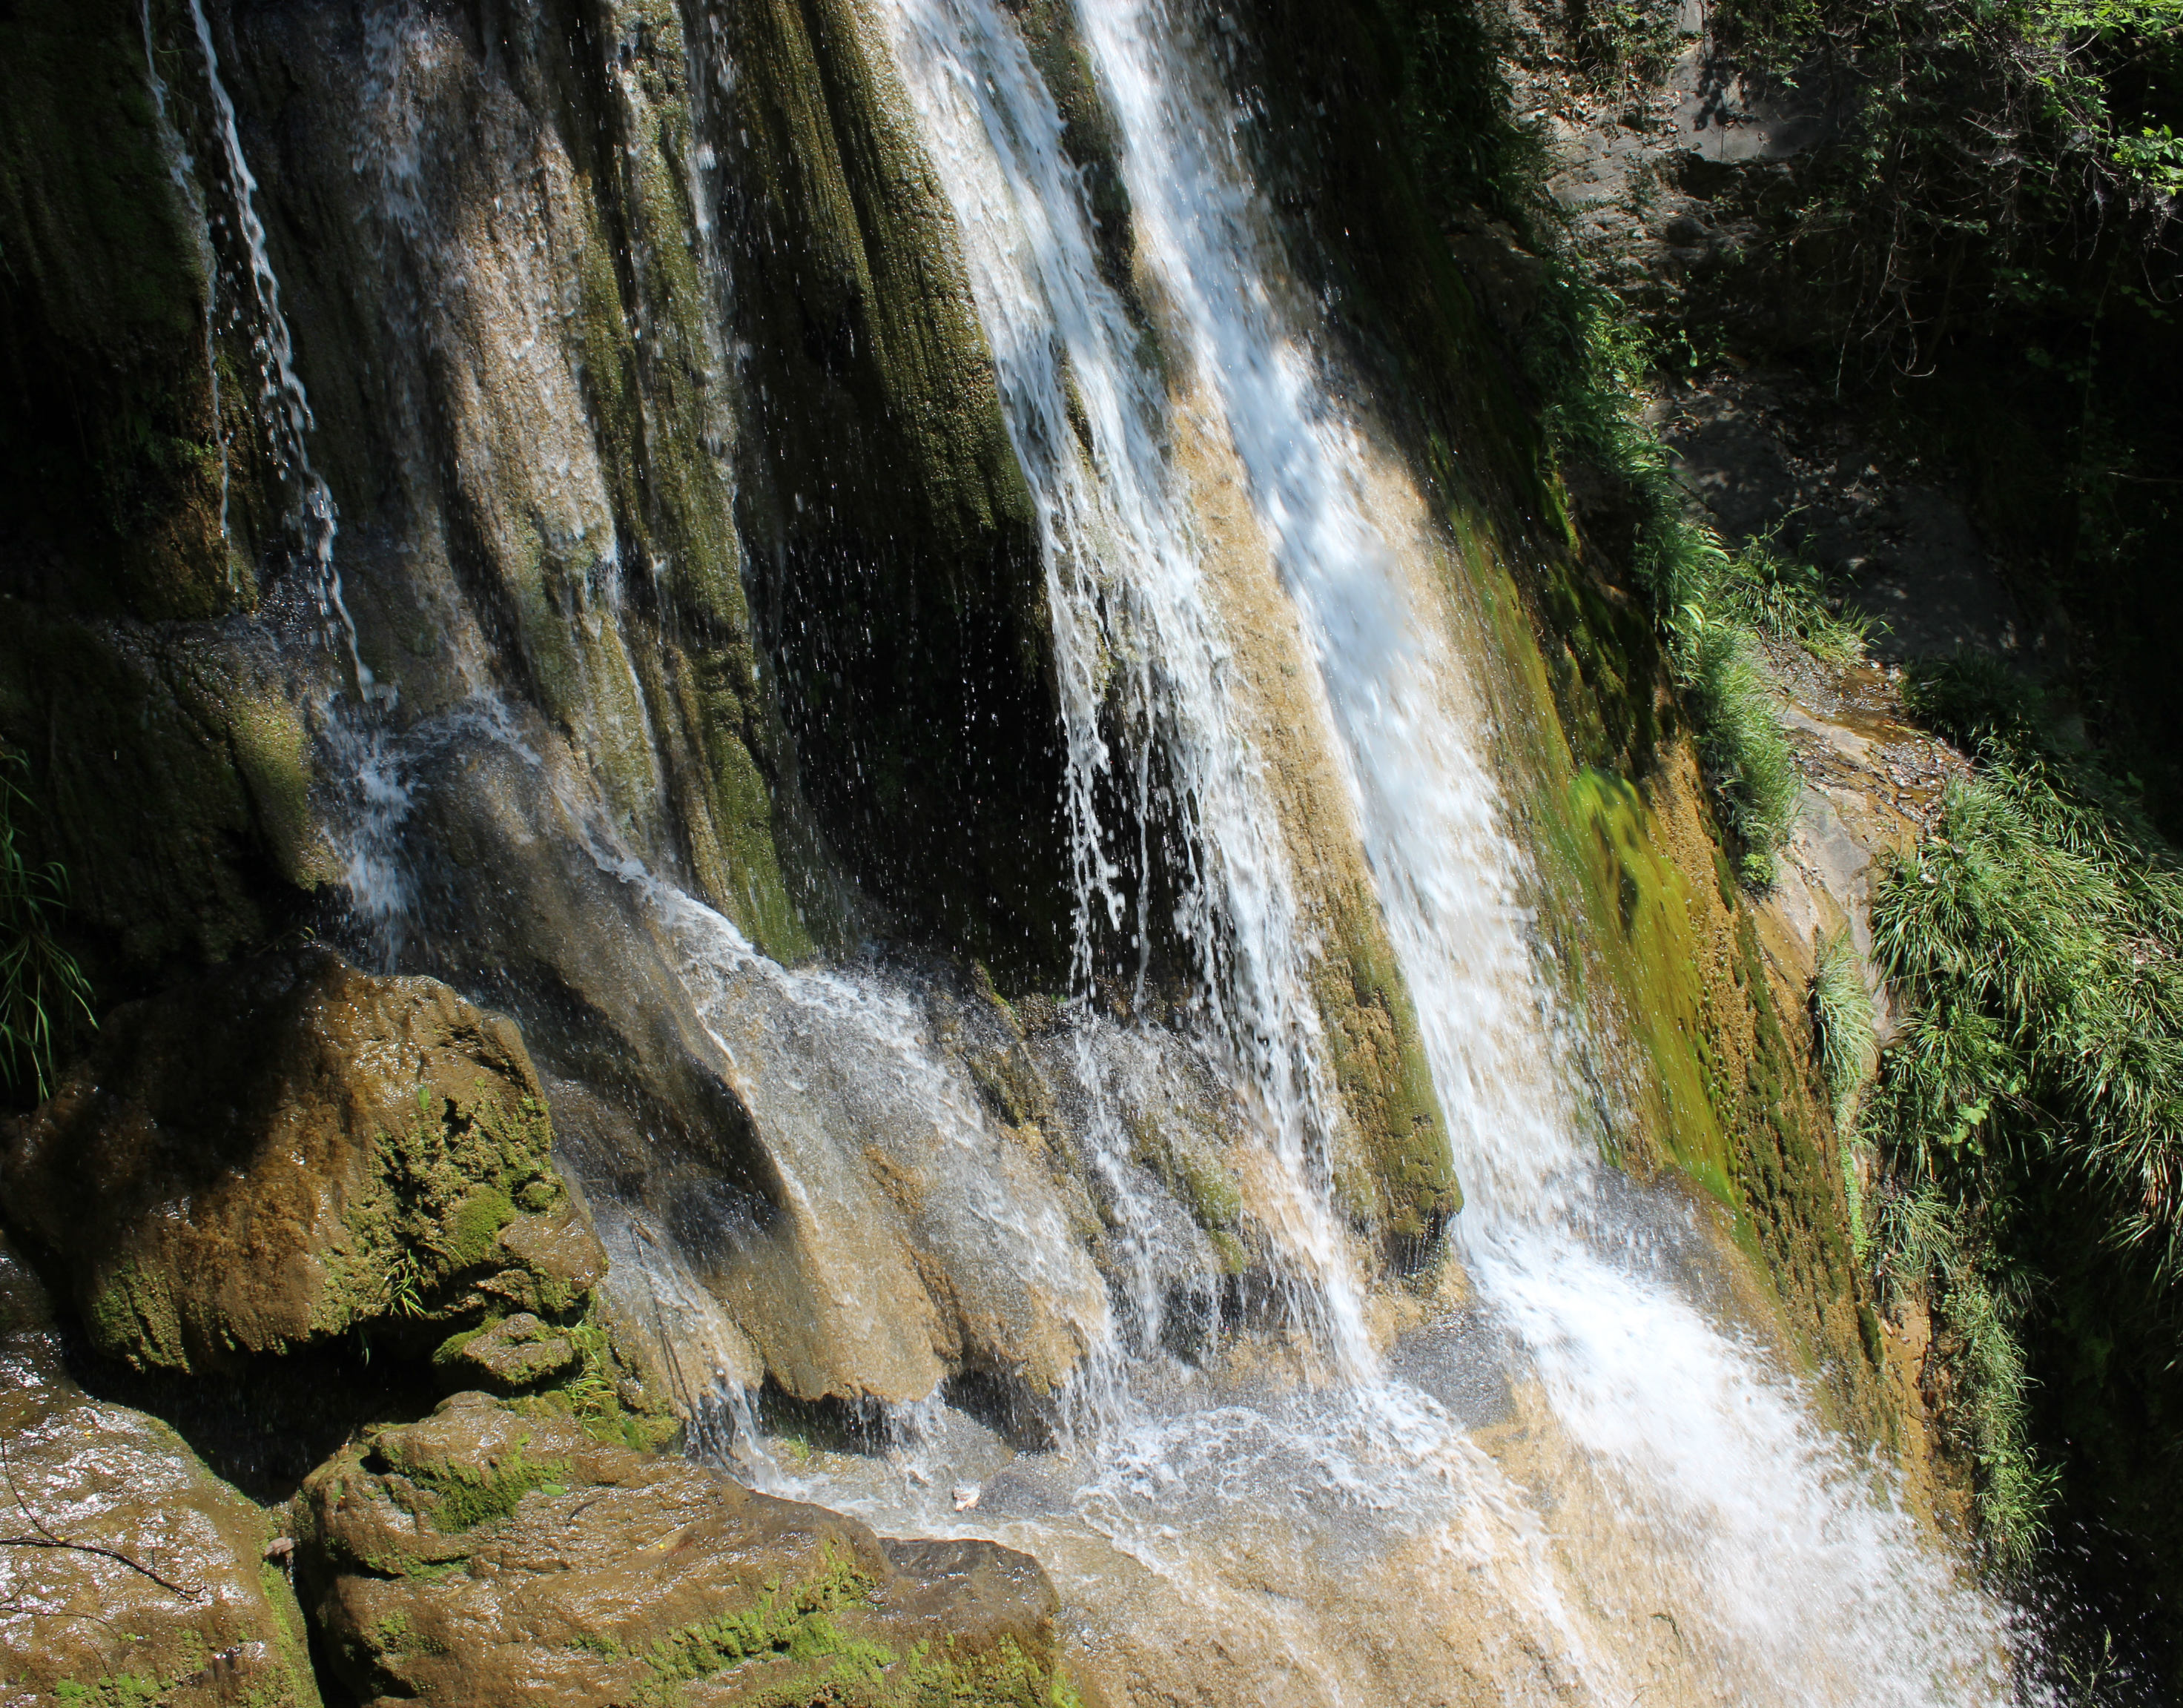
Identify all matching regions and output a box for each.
[296,1391,1083,1708]
[0,948,607,1379]
[0,1231,321,1708]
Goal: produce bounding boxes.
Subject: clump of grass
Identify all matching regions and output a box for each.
[1948,1271,2057,1576]
[1874,762,2183,1256]
[0,746,93,1102]
[1812,927,1879,1253]
[1712,529,1874,664]
[1900,652,2055,756]
[1812,927,1877,1125]
[1690,623,1802,884]
[1869,1179,2055,1573]
[1569,0,1685,89]
[1863,657,2183,1575]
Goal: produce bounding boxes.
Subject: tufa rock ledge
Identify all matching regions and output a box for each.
[296,1391,1088,1708]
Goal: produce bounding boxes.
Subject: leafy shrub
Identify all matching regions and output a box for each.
[1812,925,1880,1253]
[1717,0,2182,355]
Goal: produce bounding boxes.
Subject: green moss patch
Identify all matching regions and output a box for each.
[382,1429,568,1534]
[604,1546,1083,1708]
[319,1091,566,1336]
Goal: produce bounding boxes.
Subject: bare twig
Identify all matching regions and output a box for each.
[0,1428,202,1601]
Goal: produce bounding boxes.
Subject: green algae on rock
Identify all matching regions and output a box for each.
[0,949,607,1377]
[0,609,334,979]
[295,1391,1089,1708]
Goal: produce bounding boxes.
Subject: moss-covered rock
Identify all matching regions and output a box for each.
[0,606,330,979]
[295,1391,1089,1708]
[434,1311,579,1393]
[1315,912,1463,1257]
[1127,1109,1249,1277]
[0,948,610,1377]
[0,1228,322,1708]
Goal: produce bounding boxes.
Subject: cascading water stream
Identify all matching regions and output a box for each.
[870,0,1377,1386]
[1071,1,2032,1699]
[180,0,432,969]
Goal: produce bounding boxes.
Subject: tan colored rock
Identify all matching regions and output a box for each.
[1171,398,1461,1256]
[295,1392,1085,1708]
[0,1231,320,1708]
[0,948,605,1376]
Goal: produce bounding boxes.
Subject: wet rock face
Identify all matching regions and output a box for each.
[0,1231,321,1708]
[722,0,1071,980]
[297,1391,1078,1708]
[0,947,604,1376]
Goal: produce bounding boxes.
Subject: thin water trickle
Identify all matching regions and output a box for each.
[185,0,377,703]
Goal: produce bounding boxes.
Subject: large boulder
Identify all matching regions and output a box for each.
[295,1391,1084,1708]
[0,1230,321,1708]
[0,950,619,1392]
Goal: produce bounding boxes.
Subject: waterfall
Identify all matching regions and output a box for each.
[780,0,2035,1700]
[151,0,2049,1697]
[1080,1,2027,1699]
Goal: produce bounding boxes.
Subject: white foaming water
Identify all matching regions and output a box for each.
[656,889,1115,1391]
[185,0,377,701]
[871,0,1374,1383]
[1075,1,2031,1700]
